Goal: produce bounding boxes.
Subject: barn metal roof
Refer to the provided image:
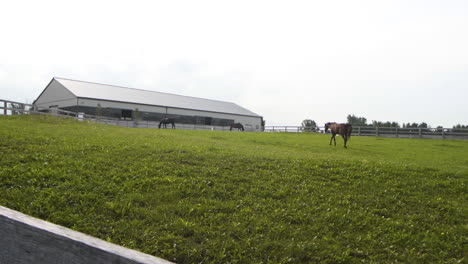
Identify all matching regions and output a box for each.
[53,78,261,117]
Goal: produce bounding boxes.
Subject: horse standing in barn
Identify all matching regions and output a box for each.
[229,123,244,131]
[325,122,353,148]
[159,118,176,129]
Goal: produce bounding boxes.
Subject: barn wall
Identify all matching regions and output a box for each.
[78,99,263,131]
[33,78,263,131]
[35,98,78,112]
[78,99,167,113]
[168,108,262,131]
[34,80,77,110]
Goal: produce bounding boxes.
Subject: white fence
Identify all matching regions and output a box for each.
[0,99,33,115]
[0,99,250,132]
[2,99,467,139]
[95,118,237,131]
[265,125,468,140]
[0,206,173,264]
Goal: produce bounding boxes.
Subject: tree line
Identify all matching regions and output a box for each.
[346,114,430,128]
[301,114,467,131]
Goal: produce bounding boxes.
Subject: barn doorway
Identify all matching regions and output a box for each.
[121,109,133,120]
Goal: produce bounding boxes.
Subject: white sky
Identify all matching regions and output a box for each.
[1,0,467,127]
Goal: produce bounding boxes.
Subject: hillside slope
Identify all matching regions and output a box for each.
[1,115,467,263]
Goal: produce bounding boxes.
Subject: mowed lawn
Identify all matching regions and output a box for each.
[0,115,467,263]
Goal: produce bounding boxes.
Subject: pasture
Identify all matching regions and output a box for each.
[0,115,467,263]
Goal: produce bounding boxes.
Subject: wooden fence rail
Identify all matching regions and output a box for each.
[2,99,467,139]
[265,125,468,140]
[0,206,173,264]
[0,99,249,132]
[0,99,33,115]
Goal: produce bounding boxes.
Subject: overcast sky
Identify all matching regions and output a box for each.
[1,0,467,127]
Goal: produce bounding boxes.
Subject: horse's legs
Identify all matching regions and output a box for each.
[330,134,337,146]
[343,135,348,148]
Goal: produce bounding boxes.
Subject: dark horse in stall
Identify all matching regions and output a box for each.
[159,118,176,129]
[325,122,353,148]
[230,123,244,131]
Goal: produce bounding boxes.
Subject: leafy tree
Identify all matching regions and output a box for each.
[453,124,468,132]
[133,108,140,121]
[453,124,467,129]
[132,108,141,127]
[10,103,25,115]
[347,114,367,126]
[371,120,400,128]
[418,122,428,128]
[96,104,102,119]
[301,119,318,132]
[402,122,430,129]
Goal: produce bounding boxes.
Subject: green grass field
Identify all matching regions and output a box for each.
[1,115,467,263]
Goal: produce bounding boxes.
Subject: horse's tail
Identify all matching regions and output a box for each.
[346,124,352,139]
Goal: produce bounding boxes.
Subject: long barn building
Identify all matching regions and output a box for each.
[33,78,263,131]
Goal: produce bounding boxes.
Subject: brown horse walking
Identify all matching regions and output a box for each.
[325,122,353,148]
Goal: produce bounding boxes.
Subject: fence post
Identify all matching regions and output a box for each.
[358,126,361,136]
[442,129,445,139]
[395,127,399,138]
[4,101,7,115]
[419,128,422,138]
[376,127,379,137]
